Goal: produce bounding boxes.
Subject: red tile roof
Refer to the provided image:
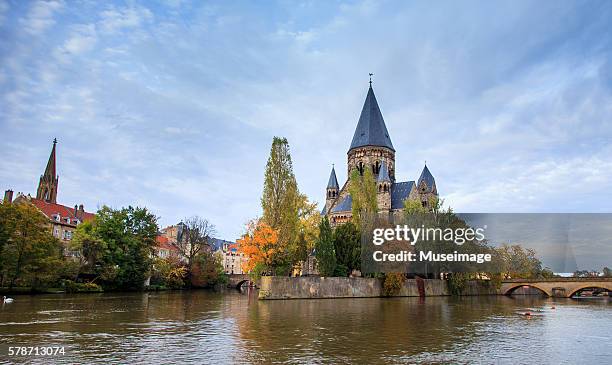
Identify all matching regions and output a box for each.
[156,235,178,251]
[30,198,95,224]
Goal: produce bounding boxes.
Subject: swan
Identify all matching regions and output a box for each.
[3,296,14,303]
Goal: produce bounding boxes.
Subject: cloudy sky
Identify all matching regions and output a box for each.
[1,0,612,242]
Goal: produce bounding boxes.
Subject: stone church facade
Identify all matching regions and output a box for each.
[322,84,438,225]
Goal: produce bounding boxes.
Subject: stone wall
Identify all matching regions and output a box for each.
[258,276,499,300]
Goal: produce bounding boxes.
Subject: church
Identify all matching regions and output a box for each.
[322,83,438,225]
[4,139,94,246]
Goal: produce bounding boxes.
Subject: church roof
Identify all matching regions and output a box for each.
[327,181,414,214]
[349,86,395,152]
[391,181,415,209]
[331,195,353,213]
[327,166,339,189]
[418,164,435,189]
[377,161,391,183]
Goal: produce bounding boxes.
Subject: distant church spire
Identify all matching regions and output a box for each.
[36,138,59,203]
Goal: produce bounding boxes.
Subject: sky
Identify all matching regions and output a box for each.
[1,0,612,244]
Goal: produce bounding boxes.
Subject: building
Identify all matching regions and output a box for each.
[155,235,181,260]
[156,225,245,274]
[4,139,94,251]
[322,83,438,225]
[210,238,246,275]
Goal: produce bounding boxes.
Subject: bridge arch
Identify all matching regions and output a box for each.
[235,279,250,289]
[503,284,552,297]
[568,284,612,298]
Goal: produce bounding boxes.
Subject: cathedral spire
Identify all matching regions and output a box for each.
[36,138,59,203]
[348,85,394,152]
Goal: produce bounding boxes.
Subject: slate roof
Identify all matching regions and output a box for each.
[377,161,391,182]
[330,195,353,213]
[418,165,435,189]
[349,86,395,152]
[391,181,415,209]
[327,166,339,189]
[327,180,414,213]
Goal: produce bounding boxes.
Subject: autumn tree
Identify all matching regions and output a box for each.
[172,216,216,286]
[348,168,377,229]
[236,220,279,278]
[261,137,300,273]
[315,217,336,276]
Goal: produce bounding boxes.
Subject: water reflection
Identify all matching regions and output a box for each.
[0,291,610,364]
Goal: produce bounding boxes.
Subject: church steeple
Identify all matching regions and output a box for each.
[36,138,59,203]
[348,85,394,152]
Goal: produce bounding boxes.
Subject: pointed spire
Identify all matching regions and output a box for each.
[377,160,391,183]
[327,165,339,190]
[418,163,435,189]
[44,138,57,179]
[349,85,395,152]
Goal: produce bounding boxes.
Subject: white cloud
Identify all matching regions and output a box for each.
[19,0,63,35]
[99,5,153,33]
[61,24,97,55]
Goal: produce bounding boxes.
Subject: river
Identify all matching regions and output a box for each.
[0,290,610,364]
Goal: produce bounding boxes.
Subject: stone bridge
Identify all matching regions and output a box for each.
[227,274,251,289]
[500,278,612,298]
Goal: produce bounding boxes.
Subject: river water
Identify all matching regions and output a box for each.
[0,290,610,364]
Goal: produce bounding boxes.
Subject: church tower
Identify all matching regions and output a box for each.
[325,165,339,213]
[36,138,59,203]
[347,84,395,182]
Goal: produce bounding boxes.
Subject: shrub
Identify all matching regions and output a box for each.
[383,273,405,296]
[63,280,103,293]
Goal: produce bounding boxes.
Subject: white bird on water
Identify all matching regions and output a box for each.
[3,296,14,303]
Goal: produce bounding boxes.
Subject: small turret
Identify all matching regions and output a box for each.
[324,165,339,214]
[417,163,437,208]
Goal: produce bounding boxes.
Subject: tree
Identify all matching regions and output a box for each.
[348,168,377,229]
[333,221,361,276]
[70,206,158,290]
[496,244,544,279]
[603,267,611,277]
[191,251,227,288]
[172,216,216,286]
[261,137,300,272]
[236,220,279,277]
[315,217,336,276]
[0,203,64,289]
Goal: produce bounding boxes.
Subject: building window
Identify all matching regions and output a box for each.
[63,230,73,240]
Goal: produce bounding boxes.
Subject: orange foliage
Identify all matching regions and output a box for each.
[235,221,279,273]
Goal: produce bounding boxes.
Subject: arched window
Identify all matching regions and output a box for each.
[358,162,364,175]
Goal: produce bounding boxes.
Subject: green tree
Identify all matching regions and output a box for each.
[496,244,544,279]
[348,168,377,229]
[261,137,300,273]
[315,217,336,276]
[71,206,158,290]
[333,221,361,276]
[0,203,64,289]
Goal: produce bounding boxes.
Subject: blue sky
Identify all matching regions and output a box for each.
[1,0,612,242]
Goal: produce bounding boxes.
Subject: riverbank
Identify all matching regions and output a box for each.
[258,276,498,300]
